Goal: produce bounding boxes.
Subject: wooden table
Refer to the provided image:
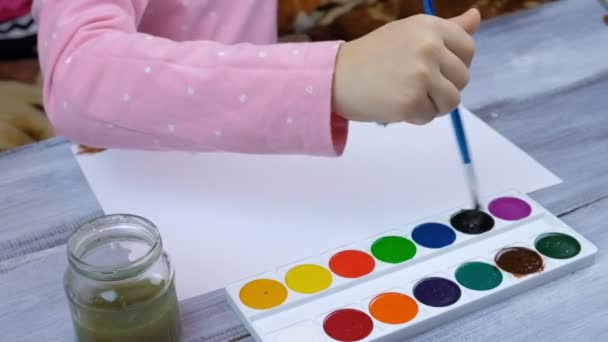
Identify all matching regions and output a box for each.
[1,1,607,341]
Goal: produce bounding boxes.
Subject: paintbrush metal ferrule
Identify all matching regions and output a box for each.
[464,163,481,210]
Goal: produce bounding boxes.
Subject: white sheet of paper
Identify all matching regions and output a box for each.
[73,107,560,300]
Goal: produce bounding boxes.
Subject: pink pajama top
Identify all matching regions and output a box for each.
[32,0,348,156]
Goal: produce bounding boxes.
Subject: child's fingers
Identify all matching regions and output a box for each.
[0,80,43,106]
[439,49,470,90]
[10,110,53,141]
[0,122,35,150]
[403,91,437,125]
[440,23,476,67]
[0,79,51,141]
[449,8,481,35]
[429,73,461,116]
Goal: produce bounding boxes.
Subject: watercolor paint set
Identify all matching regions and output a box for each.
[225,191,597,341]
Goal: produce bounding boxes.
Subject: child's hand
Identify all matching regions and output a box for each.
[0,78,53,151]
[332,9,481,125]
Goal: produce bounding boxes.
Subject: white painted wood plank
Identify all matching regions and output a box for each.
[464,0,608,111]
[0,139,103,261]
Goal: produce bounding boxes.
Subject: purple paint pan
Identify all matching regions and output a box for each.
[489,197,532,221]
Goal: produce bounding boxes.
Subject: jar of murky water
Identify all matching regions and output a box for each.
[64,214,181,342]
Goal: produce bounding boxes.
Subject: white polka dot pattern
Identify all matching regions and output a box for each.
[33,1,346,155]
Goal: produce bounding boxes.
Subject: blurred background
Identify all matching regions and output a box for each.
[0,0,592,152]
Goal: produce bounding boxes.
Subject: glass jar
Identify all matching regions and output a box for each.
[64,214,181,342]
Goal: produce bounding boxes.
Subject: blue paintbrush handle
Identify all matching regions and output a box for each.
[423,0,436,15]
[450,108,472,164]
[423,0,472,165]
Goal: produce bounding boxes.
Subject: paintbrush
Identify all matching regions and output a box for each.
[376,0,481,210]
[422,0,481,210]
[448,106,481,211]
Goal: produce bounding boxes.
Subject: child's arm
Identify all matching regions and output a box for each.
[33,0,347,155]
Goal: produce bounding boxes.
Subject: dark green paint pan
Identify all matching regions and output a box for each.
[535,233,581,259]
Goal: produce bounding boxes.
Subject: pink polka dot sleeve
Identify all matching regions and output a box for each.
[32,0,348,156]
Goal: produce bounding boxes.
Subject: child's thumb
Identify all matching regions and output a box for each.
[449,8,481,35]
